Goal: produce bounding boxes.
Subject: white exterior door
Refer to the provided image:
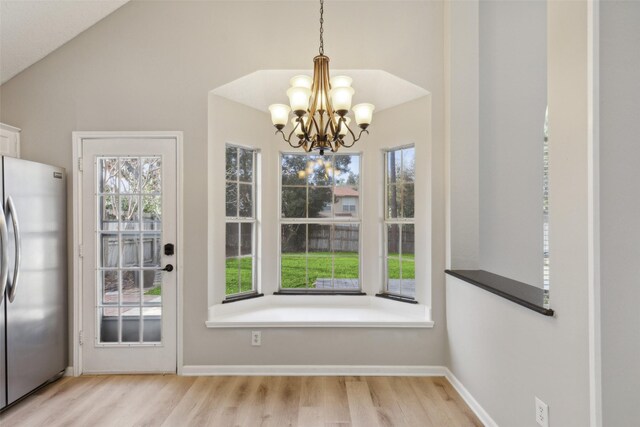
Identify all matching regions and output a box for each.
[80,136,178,373]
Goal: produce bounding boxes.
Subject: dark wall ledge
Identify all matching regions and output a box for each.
[445,269,554,316]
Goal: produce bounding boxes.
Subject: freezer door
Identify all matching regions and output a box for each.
[0,158,6,410]
[0,289,5,410]
[4,157,67,405]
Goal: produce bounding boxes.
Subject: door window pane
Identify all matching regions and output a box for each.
[96,155,165,345]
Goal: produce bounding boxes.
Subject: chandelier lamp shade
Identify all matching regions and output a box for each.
[268,0,375,155]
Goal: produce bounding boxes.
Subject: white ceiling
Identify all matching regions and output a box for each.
[212,69,429,114]
[0,0,129,84]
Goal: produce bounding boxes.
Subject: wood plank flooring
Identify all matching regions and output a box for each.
[0,375,482,427]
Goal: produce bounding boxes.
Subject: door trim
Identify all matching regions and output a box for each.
[72,131,184,376]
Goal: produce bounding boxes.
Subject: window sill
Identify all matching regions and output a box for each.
[445,269,554,316]
[206,295,433,328]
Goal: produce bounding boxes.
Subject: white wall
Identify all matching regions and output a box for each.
[599,1,640,425]
[0,1,447,367]
[478,0,547,287]
[446,1,592,425]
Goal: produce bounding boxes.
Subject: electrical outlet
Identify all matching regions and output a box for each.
[535,397,549,427]
[251,331,261,346]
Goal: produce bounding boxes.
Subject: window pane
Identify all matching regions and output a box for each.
[282,187,307,218]
[387,257,401,294]
[387,150,401,185]
[240,257,253,293]
[333,225,359,290]
[100,195,118,231]
[225,257,240,295]
[119,158,140,194]
[401,224,415,257]
[120,195,140,230]
[308,253,332,289]
[333,224,359,254]
[142,307,161,342]
[226,183,237,217]
[401,260,416,298]
[99,158,118,193]
[334,154,360,187]
[308,187,332,218]
[238,183,253,217]
[101,270,118,305]
[121,270,141,305]
[281,154,307,185]
[402,147,415,183]
[121,235,140,267]
[100,308,119,343]
[141,157,161,194]
[335,188,359,217]
[143,271,161,305]
[333,255,359,290]
[240,223,252,256]
[100,234,118,268]
[401,183,415,218]
[238,148,253,183]
[143,234,162,268]
[281,224,307,289]
[309,224,331,253]
[387,224,400,257]
[281,224,306,253]
[387,184,401,219]
[142,196,161,231]
[307,155,332,186]
[121,307,141,343]
[226,146,238,181]
[225,223,239,258]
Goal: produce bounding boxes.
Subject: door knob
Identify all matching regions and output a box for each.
[160,264,174,272]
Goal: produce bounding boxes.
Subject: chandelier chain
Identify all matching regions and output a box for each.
[319,0,324,55]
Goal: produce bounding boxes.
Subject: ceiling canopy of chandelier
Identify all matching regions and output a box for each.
[268,0,375,155]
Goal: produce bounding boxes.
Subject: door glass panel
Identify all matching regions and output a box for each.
[97,156,163,345]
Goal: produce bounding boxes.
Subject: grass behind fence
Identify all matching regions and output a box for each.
[225,252,415,294]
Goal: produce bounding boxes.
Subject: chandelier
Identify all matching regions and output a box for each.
[268,0,375,155]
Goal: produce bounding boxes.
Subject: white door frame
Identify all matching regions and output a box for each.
[72,131,184,376]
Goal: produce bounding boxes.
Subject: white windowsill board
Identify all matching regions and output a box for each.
[206,295,434,328]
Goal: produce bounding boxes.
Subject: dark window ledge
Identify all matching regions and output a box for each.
[375,293,418,304]
[445,269,554,316]
[273,291,366,296]
[222,293,264,304]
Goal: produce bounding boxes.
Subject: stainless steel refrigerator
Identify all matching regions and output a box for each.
[0,156,67,410]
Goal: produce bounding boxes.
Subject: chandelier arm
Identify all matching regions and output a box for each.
[276,129,306,149]
[337,125,368,149]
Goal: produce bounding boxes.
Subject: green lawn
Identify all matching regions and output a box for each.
[144,286,162,296]
[226,257,254,295]
[225,252,415,294]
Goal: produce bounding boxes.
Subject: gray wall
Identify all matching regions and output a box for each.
[446,1,592,425]
[599,1,640,425]
[478,0,547,287]
[0,0,447,367]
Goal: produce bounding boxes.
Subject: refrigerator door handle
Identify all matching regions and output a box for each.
[0,201,8,305]
[7,196,21,303]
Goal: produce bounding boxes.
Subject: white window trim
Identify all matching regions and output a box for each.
[277,151,364,293]
[224,143,260,298]
[383,144,417,300]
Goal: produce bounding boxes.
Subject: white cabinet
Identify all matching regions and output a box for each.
[0,124,21,158]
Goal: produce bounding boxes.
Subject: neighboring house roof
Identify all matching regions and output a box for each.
[334,187,359,197]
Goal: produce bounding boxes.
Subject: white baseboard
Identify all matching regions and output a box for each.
[181,364,448,377]
[64,366,74,377]
[444,368,498,427]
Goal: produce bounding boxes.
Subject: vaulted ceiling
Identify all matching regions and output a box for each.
[0,0,129,84]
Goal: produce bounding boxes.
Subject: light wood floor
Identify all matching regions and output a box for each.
[0,375,482,427]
